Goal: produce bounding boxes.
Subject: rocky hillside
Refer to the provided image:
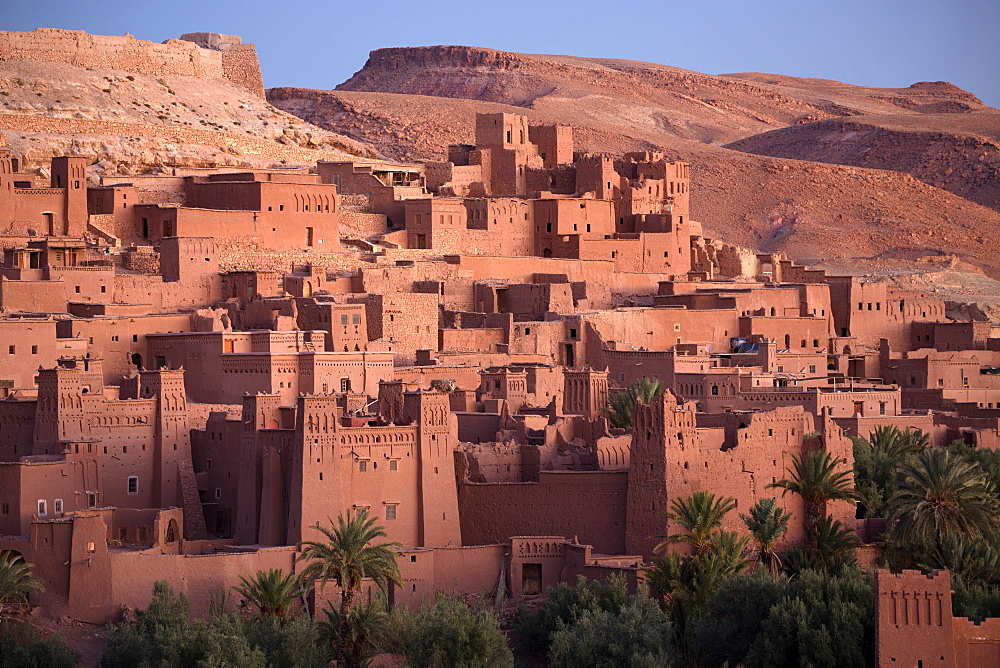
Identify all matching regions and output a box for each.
[334,46,988,145]
[725,113,1000,211]
[0,30,374,177]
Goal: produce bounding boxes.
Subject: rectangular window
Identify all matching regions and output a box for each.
[87,493,97,508]
[341,314,349,325]
[31,346,37,355]
[2,503,8,515]
[215,488,222,499]
[37,500,47,517]
[127,476,139,494]
[7,346,13,355]
[54,499,63,514]
[809,365,816,374]
[359,461,367,472]
[341,378,352,392]
[389,460,398,471]
[385,504,397,520]
[352,314,361,325]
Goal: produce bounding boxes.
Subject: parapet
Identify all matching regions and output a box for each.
[178,33,244,50]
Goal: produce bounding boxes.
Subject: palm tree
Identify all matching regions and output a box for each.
[606,377,662,429]
[0,551,44,618]
[232,568,302,623]
[741,498,792,575]
[783,516,860,575]
[707,530,751,578]
[811,516,860,572]
[655,491,736,556]
[317,598,388,668]
[920,534,1000,586]
[768,449,862,548]
[297,510,402,663]
[885,448,1000,555]
[643,535,748,661]
[869,425,928,459]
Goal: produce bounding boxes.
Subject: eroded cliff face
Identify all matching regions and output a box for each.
[335,45,987,145]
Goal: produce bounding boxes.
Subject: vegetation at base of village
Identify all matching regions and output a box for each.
[14,424,1000,666]
[99,510,511,667]
[0,619,78,668]
[0,550,78,668]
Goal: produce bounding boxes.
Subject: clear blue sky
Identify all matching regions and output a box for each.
[2,0,998,107]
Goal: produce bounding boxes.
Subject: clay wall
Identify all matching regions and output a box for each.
[738,316,832,352]
[0,320,73,389]
[829,278,947,350]
[875,569,956,667]
[533,198,615,242]
[394,544,504,607]
[626,393,855,560]
[147,331,392,403]
[296,300,369,352]
[455,441,525,482]
[0,277,69,313]
[219,44,266,98]
[405,198,468,249]
[57,313,190,384]
[441,328,505,353]
[528,125,573,168]
[882,348,1000,391]
[351,293,439,365]
[458,471,628,554]
[393,364,486,391]
[0,29,263,97]
[0,460,76,536]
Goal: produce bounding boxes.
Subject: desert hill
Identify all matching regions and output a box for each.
[725,112,1000,212]
[0,29,374,177]
[334,46,988,145]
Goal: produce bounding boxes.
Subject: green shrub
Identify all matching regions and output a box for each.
[548,591,672,667]
[389,593,512,668]
[745,568,874,667]
[687,572,786,666]
[513,574,628,653]
[101,580,330,667]
[0,620,78,668]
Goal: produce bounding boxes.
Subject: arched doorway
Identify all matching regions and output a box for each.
[131,353,143,371]
[165,519,179,543]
